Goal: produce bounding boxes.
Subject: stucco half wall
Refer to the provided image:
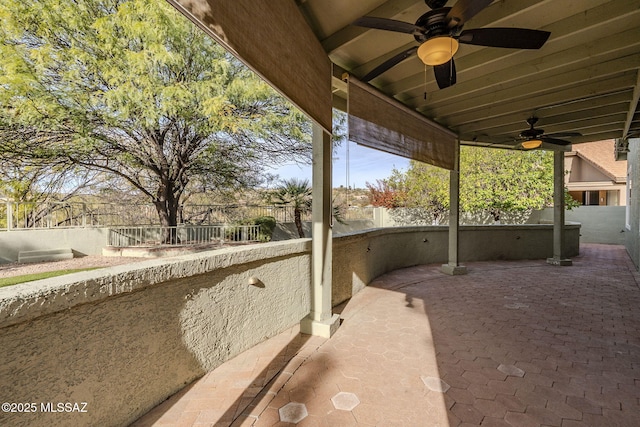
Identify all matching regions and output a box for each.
[332,224,580,305]
[0,224,578,426]
[0,240,312,427]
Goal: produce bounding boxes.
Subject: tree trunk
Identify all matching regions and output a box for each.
[153,180,182,244]
[154,200,174,244]
[294,208,305,238]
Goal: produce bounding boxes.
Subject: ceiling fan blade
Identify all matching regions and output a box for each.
[542,136,572,146]
[434,58,457,89]
[458,28,551,49]
[361,47,418,82]
[352,16,424,34]
[446,0,493,28]
[545,131,582,138]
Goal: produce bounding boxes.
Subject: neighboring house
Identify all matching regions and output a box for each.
[565,139,627,206]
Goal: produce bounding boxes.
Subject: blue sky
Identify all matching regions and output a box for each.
[267,141,410,189]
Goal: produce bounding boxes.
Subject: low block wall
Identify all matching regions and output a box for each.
[0,241,312,427]
[0,228,108,263]
[331,224,580,305]
[0,223,579,426]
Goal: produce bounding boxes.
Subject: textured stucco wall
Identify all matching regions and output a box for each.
[271,219,375,240]
[0,228,108,262]
[331,224,580,305]
[625,139,639,268]
[0,240,311,427]
[459,224,580,261]
[332,227,449,305]
[538,206,626,244]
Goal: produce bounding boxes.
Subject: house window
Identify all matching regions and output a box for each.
[585,191,600,205]
[569,191,583,204]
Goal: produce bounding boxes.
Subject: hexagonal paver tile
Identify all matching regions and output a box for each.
[421,376,451,393]
[504,303,529,309]
[451,403,484,424]
[279,402,308,423]
[331,392,360,411]
[498,364,525,377]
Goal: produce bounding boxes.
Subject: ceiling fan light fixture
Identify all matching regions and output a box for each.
[521,139,542,149]
[417,36,459,66]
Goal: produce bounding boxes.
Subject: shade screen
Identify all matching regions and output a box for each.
[348,78,456,170]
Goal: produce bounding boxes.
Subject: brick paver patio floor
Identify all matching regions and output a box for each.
[133,243,640,426]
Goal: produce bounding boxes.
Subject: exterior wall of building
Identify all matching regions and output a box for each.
[625,139,640,269]
[569,158,607,182]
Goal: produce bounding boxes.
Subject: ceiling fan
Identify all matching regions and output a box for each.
[518,117,582,150]
[353,0,551,89]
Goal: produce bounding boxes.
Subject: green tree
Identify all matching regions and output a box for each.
[268,178,312,238]
[366,165,448,224]
[0,163,103,227]
[0,0,311,235]
[460,147,554,221]
[404,162,449,223]
[395,146,573,224]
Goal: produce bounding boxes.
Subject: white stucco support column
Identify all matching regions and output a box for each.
[441,140,467,275]
[547,149,572,266]
[300,123,340,338]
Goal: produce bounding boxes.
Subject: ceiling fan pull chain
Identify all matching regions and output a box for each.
[424,64,428,100]
[449,37,454,84]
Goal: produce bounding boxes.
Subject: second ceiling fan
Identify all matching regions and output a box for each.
[517,117,582,150]
[353,0,551,89]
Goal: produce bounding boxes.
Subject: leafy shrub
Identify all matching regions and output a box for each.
[225,216,276,242]
[252,216,276,242]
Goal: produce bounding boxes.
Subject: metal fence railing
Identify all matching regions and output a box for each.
[1,201,374,231]
[107,225,262,247]
[0,202,299,230]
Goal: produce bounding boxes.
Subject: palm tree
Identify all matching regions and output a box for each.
[269,178,312,238]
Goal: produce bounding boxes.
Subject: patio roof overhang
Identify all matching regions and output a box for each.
[304,0,640,150]
[167,0,640,154]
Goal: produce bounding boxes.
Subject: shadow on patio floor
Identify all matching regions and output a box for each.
[132,243,640,426]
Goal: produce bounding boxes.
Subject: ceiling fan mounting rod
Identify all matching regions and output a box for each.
[425,0,447,9]
[415,8,456,42]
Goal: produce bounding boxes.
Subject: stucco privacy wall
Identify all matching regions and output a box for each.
[536,206,626,244]
[0,224,579,426]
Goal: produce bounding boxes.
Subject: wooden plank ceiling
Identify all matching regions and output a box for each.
[296,0,640,149]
